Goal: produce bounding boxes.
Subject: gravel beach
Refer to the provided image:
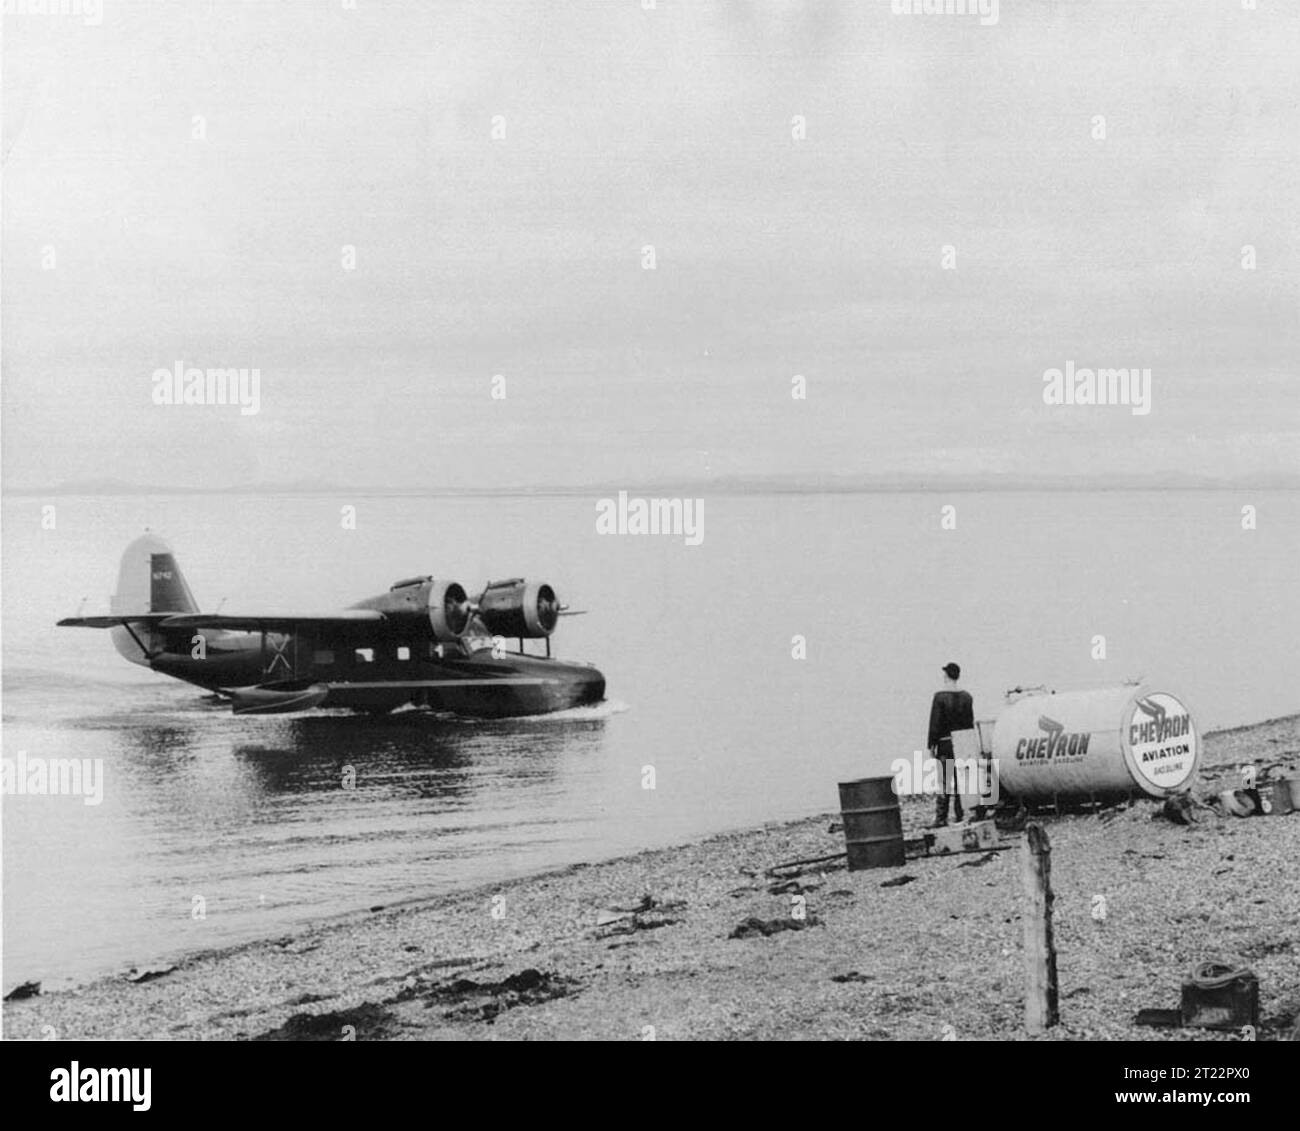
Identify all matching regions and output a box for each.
[6,713,1298,1041]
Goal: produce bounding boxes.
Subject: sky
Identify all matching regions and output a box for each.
[2,0,1297,491]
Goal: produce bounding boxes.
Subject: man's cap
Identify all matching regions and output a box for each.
[942,662,961,680]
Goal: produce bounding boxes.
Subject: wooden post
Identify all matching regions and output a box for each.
[1021,821,1059,1034]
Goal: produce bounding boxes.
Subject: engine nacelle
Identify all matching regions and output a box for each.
[358,577,471,642]
[477,579,559,638]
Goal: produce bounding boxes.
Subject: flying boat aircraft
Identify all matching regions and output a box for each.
[58,534,605,717]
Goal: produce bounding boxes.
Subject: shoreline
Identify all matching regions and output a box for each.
[6,713,1299,1040]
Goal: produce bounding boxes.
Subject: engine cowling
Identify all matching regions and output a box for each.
[357,577,470,642]
[477,579,559,638]
[426,579,471,642]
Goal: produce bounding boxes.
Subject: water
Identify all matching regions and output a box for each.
[3,490,1297,986]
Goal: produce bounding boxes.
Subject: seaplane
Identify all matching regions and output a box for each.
[57,533,605,717]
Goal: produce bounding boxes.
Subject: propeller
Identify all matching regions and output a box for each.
[536,586,560,632]
[444,585,472,636]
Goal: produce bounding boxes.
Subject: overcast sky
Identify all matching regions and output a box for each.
[3,0,1297,491]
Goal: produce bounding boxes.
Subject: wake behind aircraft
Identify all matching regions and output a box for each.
[59,534,605,717]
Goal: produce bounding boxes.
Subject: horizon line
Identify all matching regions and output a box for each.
[5,476,1298,498]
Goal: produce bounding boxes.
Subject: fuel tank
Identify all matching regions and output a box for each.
[992,685,1199,802]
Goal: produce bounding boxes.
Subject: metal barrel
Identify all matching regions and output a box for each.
[838,777,905,870]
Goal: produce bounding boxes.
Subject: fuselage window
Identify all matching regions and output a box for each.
[354,648,375,663]
[313,650,335,665]
[397,646,411,661]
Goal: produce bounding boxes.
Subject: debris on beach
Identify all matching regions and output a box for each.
[252,1002,396,1041]
[4,980,41,1002]
[766,852,847,879]
[1237,934,1293,960]
[409,968,580,1023]
[1211,788,1261,817]
[1200,764,1300,817]
[957,852,1000,868]
[274,936,320,955]
[766,877,822,895]
[729,915,821,940]
[879,874,916,888]
[594,893,685,936]
[1156,795,1199,825]
[596,908,682,936]
[125,963,176,984]
[996,805,1029,832]
[602,893,686,915]
[831,971,874,984]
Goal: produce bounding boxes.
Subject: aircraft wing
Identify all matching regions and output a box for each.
[58,614,180,629]
[158,611,386,633]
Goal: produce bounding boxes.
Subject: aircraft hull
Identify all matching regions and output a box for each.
[220,655,605,718]
[404,656,606,718]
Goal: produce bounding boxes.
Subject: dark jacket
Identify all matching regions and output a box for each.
[928,689,974,753]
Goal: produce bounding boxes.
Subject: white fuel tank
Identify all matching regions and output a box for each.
[992,685,1199,801]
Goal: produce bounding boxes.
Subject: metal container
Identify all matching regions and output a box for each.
[1181,966,1259,1031]
[951,728,998,810]
[837,777,905,870]
[1286,777,1300,809]
[926,819,998,855]
[992,685,1199,802]
[1258,778,1297,816]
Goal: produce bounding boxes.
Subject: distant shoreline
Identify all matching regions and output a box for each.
[5,481,1298,499]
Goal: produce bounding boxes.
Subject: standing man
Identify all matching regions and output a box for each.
[928,662,974,827]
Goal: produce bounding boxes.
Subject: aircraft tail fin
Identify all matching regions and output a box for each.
[106,534,198,664]
[110,533,199,616]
